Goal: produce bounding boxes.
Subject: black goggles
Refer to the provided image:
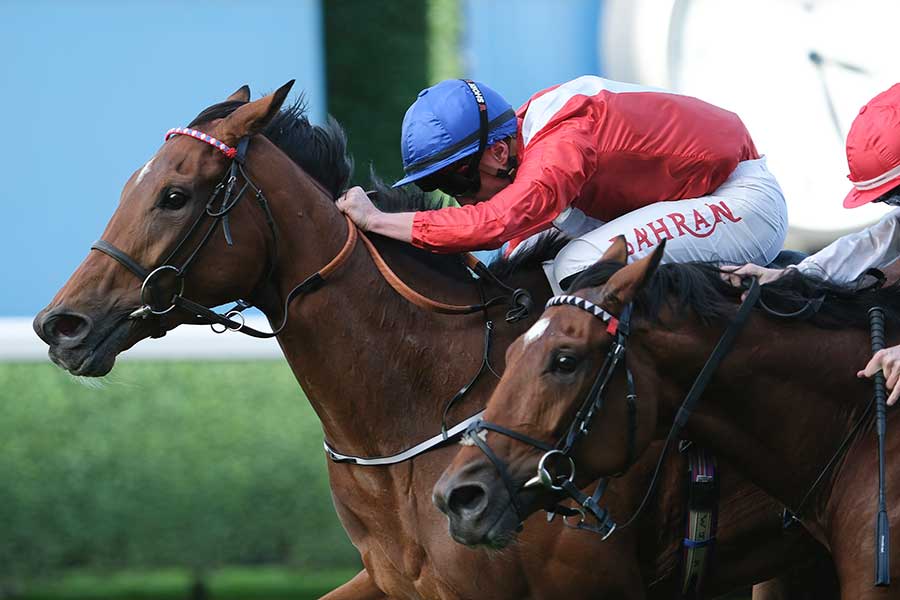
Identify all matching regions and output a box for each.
[875,191,900,207]
[415,154,482,197]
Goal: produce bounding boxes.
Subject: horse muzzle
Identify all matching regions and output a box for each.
[34,305,134,376]
[433,459,523,548]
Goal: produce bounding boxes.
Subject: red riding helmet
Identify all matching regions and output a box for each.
[844,83,900,208]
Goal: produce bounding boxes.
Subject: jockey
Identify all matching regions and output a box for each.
[724,83,900,404]
[336,76,788,293]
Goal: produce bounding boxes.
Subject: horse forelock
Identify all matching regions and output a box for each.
[571,259,900,330]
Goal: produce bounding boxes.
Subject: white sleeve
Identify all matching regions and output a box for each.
[794,208,900,284]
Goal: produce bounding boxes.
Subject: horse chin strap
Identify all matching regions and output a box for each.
[464,279,762,539]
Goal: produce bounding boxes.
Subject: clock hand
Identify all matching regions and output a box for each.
[808,50,870,76]
[808,50,850,142]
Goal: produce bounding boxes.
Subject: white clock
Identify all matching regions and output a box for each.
[601,0,899,247]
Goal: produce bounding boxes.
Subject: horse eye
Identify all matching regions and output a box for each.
[160,189,189,210]
[553,354,579,374]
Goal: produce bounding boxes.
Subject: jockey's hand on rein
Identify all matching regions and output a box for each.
[720,264,787,300]
[336,186,380,231]
[859,345,900,406]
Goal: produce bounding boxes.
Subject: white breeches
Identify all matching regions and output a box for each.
[549,157,788,292]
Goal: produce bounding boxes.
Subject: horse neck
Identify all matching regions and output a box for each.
[245,142,545,456]
[636,313,874,513]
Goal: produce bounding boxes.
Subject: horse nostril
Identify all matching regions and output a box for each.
[54,315,86,338]
[447,483,488,519]
[40,311,92,345]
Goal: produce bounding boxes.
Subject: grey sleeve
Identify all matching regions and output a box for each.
[794,209,900,284]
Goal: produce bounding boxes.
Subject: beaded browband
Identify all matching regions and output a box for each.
[165,127,237,158]
[546,294,621,335]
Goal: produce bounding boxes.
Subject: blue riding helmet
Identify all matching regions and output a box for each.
[393,79,518,191]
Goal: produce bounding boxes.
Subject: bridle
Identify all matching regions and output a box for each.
[90,126,533,340]
[463,295,637,538]
[463,280,762,538]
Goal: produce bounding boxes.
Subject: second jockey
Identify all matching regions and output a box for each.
[337,76,788,291]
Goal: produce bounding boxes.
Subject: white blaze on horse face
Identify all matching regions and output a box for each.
[523,317,550,347]
[136,157,155,185]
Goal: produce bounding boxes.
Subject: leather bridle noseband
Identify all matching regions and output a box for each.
[463,280,762,538]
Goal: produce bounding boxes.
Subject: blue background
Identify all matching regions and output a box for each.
[462,0,602,107]
[2,0,605,316]
[1,0,324,316]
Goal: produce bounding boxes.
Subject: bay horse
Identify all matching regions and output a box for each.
[436,236,897,598]
[34,83,831,599]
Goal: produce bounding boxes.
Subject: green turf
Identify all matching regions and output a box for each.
[19,566,358,600]
[0,361,359,583]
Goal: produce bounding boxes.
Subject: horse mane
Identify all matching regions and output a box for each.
[366,170,454,212]
[488,231,570,279]
[190,97,353,199]
[570,259,900,330]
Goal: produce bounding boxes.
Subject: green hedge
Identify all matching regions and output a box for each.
[324,0,461,186]
[0,361,359,585]
[325,0,429,185]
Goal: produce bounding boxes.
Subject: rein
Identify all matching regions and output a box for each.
[463,279,761,538]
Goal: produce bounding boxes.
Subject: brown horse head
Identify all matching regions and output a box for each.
[434,238,669,547]
[33,82,299,376]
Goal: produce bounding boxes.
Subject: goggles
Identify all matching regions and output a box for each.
[874,190,900,206]
[415,157,482,197]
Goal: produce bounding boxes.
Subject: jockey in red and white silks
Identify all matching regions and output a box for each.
[337,76,788,290]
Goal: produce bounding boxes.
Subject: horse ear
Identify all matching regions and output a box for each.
[226,85,251,103]
[598,239,666,313]
[600,235,628,263]
[216,80,294,144]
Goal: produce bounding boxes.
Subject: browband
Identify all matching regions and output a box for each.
[165,127,237,159]
[546,294,622,335]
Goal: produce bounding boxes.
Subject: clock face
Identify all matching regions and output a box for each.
[601,0,900,244]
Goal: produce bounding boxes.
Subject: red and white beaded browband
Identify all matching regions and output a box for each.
[165,127,237,159]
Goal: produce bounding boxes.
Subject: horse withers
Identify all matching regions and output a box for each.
[436,236,896,598]
[35,83,831,599]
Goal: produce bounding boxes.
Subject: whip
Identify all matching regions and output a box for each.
[868,306,891,587]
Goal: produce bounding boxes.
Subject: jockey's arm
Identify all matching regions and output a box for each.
[335,188,414,242]
[724,208,900,286]
[339,127,595,253]
[793,207,900,283]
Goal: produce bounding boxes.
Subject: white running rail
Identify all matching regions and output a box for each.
[0,317,283,362]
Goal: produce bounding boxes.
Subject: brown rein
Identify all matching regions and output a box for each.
[323,213,507,315]
[359,228,488,315]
